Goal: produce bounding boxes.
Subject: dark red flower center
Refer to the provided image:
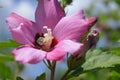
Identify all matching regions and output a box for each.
[34,26,58,51]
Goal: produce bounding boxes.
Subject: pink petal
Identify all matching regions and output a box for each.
[53,10,97,41]
[87,17,98,27]
[13,45,46,64]
[35,0,65,30]
[46,40,83,61]
[6,13,38,44]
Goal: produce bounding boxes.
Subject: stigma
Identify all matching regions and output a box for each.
[36,26,54,51]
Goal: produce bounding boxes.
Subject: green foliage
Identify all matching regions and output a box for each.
[69,67,120,80]
[67,55,84,70]
[0,39,21,48]
[82,49,120,70]
[16,76,24,80]
[74,69,112,80]
[99,13,108,24]
[0,63,13,80]
[63,48,120,80]
[115,0,120,5]
[36,73,46,80]
[110,47,120,55]
[0,54,14,63]
[71,66,83,77]
[109,71,120,80]
[108,10,120,20]
[0,39,22,80]
[69,72,98,80]
[0,39,19,63]
[108,29,120,42]
[60,0,72,8]
[68,77,80,80]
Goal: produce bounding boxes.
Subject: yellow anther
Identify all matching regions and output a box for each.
[37,26,54,51]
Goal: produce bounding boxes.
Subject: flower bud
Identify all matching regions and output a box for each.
[74,29,99,59]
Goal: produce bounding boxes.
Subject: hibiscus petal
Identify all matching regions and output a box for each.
[13,45,46,64]
[6,13,38,44]
[35,0,65,30]
[53,10,97,41]
[46,40,83,61]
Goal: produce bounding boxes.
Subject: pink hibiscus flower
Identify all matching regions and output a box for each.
[6,0,97,64]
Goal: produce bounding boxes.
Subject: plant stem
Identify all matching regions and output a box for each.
[50,61,56,80]
[60,69,71,80]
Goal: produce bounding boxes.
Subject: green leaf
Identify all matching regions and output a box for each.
[0,63,13,79]
[82,49,120,70]
[115,0,120,6]
[0,39,21,48]
[71,66,83,76]
[112,65,120,73]
[0,54,14,63]
[36,73,46,80]
[16,76,24,80]
[68,77,78,80]
[110,71,120,80]
[0,48,12,55]
[110,47,120,55]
